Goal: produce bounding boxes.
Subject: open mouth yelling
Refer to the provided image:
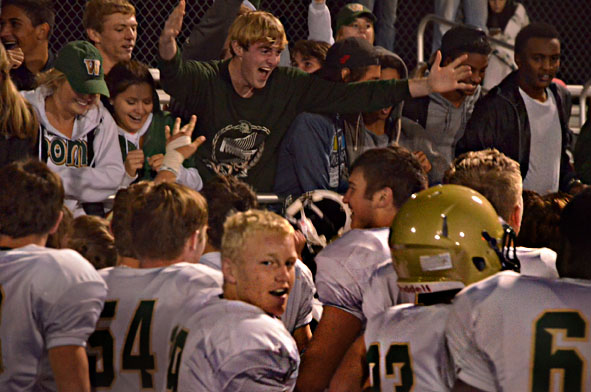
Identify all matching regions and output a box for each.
[258,67,272,80]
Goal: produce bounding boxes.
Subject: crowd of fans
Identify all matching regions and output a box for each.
[1,0,590,391]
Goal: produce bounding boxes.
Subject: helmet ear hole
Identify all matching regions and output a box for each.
[472,257,486,272]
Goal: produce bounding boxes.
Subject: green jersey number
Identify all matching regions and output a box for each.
[87,299,156,388]
[367,343,414,392]
[166,325,189,391]
[531,311,587,391]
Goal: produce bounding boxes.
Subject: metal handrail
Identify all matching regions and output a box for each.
[417,14,514,64]
[579,79,591,127]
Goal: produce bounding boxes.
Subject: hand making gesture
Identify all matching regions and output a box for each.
[159,0,186,60]
[408,51,472,97]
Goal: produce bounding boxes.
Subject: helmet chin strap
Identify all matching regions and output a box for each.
[481,224,521,273]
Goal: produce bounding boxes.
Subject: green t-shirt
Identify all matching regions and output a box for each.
[158,50,410,192]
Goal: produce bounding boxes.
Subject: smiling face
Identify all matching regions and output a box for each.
[457,52,489,96]
[291,51,322,74]
[226,230,297,317]
[232,40,282,96]
[112,82,153,133]
[52,78,99,118]
[516,37,560,95]
[336,16,375,45]
[0,4,45,57]
[88,12,137,70]
[343,168,378,229]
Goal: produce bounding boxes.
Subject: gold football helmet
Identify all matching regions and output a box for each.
[390,184,519,296]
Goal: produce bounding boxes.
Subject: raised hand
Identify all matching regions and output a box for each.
[164,115,206,160]
[427,51,472,94]
[159,0,186,60]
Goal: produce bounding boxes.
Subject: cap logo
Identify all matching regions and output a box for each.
[84,59,101,76]
[348,3,364,12]
[339,54,351,65]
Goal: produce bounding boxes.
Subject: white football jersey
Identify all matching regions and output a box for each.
[516,247,559,279]
[365,304,454,392]
[171,297,300,392]
[362,260,400,321]
[446,271,591,391]
[0,245,107,391]
[199,252,316,333]
[87,263,222,391]
[315,228,391,322]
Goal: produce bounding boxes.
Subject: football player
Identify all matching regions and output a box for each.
[297,146,428,392]
[86,182,223,390]
[200,175,316,351]
[446,188,591,391]
[0,160,107,391]
[330,184,520,391]
[168,209,300,391]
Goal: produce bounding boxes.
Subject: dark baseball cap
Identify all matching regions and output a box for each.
[440,26,488,60]
[323,37,380,71]
[335,3,377,33]
[54,41,110,97]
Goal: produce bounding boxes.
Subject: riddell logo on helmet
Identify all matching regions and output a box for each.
[84,59,101,76]
[399,284,433,294]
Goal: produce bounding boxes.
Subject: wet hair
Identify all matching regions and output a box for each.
[3,0,55,38]
[516,191,572,252]
[111,181,151,258]
[445,148,522,223]
[83,0,135,33]
[0,160,63,238]
[46,205,73,249]
[290,40,331,65]
[221,209,294,264]
[227,11,288,56]
[68,215,117,269]
[350,145,428,209]
[201,175,258,250]
[515,23,560,56]
[130,182,208,262]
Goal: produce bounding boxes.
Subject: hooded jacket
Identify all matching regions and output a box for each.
[115,91,203,190]
[456,70,575,192]
[24,87,125,216]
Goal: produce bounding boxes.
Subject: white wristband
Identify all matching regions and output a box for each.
[162,135,192,174]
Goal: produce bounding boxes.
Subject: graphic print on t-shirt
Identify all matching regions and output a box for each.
[208,120,270,177]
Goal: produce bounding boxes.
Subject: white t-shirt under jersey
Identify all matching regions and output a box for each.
[446,271,591,391]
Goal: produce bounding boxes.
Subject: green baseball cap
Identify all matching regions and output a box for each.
[54,41,110,97]
[335,3,377,33]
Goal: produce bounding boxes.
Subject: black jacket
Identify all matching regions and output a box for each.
[456,70,575,192]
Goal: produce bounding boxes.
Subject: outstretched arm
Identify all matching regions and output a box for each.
[408,51,471,97]
[160,0,186,61]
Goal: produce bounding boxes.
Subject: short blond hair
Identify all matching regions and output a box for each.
[228,11,288,56]
[221,209,294,263]
[83,0,135,33]
[444,148,522,222]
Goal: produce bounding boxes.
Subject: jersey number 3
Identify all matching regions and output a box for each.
[87,299,156,388]
[531,310,588,391]
[367,343,413,392]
